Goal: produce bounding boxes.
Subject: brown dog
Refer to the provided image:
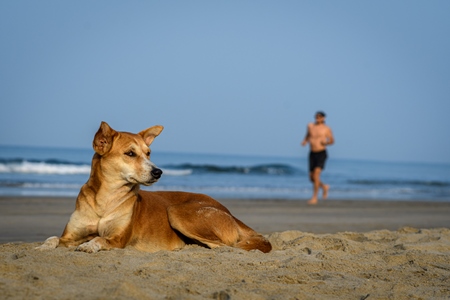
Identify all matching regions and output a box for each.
[36,122,271,253]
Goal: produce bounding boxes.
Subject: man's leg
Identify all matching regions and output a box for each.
[308,168,321,205]
[322,180,329,199]
[308,167,329,205]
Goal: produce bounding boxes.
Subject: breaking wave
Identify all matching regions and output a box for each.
[0,158,91,175]
[0,159,298,176]
[160,163,299,175]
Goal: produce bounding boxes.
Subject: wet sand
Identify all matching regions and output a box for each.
[1,196,449,299]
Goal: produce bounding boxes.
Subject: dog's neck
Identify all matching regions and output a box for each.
[81,154,140,216]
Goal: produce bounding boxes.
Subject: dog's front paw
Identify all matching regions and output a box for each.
[35,236,59,251]
[76,239,101,253]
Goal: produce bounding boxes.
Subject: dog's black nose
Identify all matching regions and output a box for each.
[151,168,163,179]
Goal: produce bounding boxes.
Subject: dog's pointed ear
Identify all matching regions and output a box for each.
[139,125,164,146]
[93,122,118,155]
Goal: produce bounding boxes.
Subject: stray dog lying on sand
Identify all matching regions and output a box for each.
[37,122,271,253]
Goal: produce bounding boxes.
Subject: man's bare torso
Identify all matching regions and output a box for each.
[307,122,332,152]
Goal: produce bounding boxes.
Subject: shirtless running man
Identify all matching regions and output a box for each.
[301,111,335,205]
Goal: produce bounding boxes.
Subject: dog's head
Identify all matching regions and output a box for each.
[92,122,164,186]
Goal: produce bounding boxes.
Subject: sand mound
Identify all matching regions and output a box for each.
[1,227,449,299]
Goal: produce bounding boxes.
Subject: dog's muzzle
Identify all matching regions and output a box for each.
[151,168,163,179]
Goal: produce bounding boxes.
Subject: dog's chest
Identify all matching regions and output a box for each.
[96,211,133,236]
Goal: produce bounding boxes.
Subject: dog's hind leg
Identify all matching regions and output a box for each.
[168,204,240,249]
[167,202,271,253]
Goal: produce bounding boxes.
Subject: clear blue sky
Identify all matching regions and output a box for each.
[1,1,450,164]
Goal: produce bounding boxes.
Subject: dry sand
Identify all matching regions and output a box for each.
[1,196,450,299]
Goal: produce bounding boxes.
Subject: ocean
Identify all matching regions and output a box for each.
[0,145,449,201]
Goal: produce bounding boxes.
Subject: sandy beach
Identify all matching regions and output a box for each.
[1,196,450,299]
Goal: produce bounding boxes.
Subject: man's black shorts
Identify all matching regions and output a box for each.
[309,150,327,172]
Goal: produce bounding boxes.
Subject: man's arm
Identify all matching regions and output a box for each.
[325,127,334,146]
[301,124,311,146]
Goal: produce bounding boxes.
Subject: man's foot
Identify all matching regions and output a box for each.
[322,184,329,199]
[307,197,318,205]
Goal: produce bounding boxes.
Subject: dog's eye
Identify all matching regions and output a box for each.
[146,151,150,157]
[125,151,136,157]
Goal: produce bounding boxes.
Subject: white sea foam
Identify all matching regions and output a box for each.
[21,183,82,189]
[0,161,91,175]
[0,161,193,176]
[161,168,193,176]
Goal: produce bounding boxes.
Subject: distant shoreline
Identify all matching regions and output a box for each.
[1,196,450,243]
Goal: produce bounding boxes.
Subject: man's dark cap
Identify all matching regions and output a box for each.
[316,111,326,117]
